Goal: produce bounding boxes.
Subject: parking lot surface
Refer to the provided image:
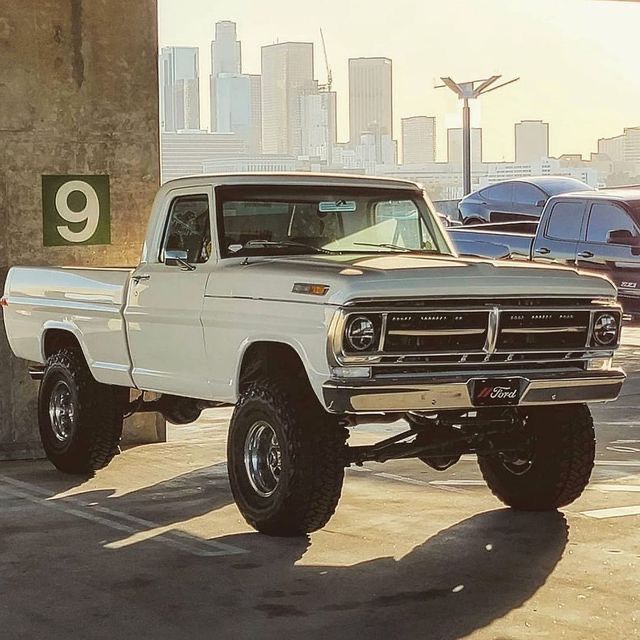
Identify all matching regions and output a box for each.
[2,331,640,639]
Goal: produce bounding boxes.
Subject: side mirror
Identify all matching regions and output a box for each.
[164,249,195,270]
[607,229,639,246]
[535,199,546,208]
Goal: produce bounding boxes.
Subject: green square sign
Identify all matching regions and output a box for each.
[42,175,111,246]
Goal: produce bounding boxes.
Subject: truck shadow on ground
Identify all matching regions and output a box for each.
[1,463,569,640]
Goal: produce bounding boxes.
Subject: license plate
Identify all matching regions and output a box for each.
[472,378,521,406]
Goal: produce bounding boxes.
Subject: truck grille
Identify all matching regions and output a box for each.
[384,311,489,353]
[496,310,590,351]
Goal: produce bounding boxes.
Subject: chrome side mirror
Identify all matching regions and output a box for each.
[164,249,195,270]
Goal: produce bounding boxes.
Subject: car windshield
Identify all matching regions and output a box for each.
[216,185,452,257]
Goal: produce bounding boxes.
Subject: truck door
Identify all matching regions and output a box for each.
[576,200,640,312]
[531,199,585,266]
[125,189,213,399]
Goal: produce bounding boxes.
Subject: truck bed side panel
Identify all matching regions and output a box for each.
[449,228,535,260]
[3,266,135,387]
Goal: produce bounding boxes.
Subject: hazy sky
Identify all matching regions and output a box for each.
[158,0,640,162]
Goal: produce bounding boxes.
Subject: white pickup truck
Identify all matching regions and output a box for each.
[2,173,626,536]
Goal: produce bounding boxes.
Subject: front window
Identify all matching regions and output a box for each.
[216,186,452,257]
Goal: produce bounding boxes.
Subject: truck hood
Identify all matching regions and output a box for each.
[207,253,617,306]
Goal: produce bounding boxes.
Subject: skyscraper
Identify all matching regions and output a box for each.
[598,134,625,162]
[299,91,337,162]
[348,57,393,162]
[261,42,315,155]
[515,120,549,163]
[215,73,262,154]
[210,21,242,131]
[447,128,482,164]
[401,116,436,164]
[623,126,640,163]
[159,46,200,132]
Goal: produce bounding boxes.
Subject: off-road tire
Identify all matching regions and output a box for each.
[227,378,348,536]
[478,404,595,510]
[38,348,126,474]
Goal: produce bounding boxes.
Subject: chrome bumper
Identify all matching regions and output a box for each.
[322,369,626,414]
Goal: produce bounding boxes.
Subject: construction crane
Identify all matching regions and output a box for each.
[319,28,332,92]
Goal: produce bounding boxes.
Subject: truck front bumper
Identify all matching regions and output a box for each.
[322,368,626,414]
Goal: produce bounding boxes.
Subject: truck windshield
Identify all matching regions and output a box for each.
[216,185,452,258]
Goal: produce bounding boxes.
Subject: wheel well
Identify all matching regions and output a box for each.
[43,329,82,359]
[238,342,308,394]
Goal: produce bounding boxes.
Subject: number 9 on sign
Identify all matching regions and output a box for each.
[55,180,100,243]
[42,175,110,246]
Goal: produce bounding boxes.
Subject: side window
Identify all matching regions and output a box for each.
[545,201,584,241]
[482,183,513,203]
[586,202,638,244]
[162,195,211,264]
[513,183,545,206]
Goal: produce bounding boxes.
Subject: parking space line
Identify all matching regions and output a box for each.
[592,484,640,493]
[0,476,247,557]
[581,505,640,519]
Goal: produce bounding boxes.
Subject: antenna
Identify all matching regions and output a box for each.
[319,28,332,92]
[436,75,519,195]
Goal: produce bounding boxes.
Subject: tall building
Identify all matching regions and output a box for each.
[515,120,549,163]
[261,42,315,155]
[401,116,436,164]
[298,91,337,162]
[598,134,625,162]
[447,128,483,164]
[209,21,242,131]
[159,46,200,131]
[214,73,261,153]
[348,57,393,163]
[623,126,640,163]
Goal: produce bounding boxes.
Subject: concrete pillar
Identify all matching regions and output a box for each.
[0,0,165,459]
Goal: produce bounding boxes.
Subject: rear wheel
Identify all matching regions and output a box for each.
[227,378,348,536]
[478,404,595,510]
[38,348,126,474]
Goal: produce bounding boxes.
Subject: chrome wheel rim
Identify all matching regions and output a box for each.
[244,421,282,498]
[500,451,535,476]
[48,380,75,442]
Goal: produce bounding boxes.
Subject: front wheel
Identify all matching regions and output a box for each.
[227,379,348,536]
[478,404,595,510]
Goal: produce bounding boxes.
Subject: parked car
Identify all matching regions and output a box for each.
[2,173,625,536]
[450,187,640,318]
[459,176,592,225]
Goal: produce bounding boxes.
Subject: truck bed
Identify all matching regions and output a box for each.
[449,224,535,260]
[3,266,135,387]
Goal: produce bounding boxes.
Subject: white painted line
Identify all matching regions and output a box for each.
[594,460,640,467]
[581,505,640,519]
[372,472,466,493]
[429,479,486,486]
[592,484,640,493]
[0,476,246,557]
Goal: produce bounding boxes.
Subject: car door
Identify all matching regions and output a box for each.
[511,182,547,220]
[482,183,514,223]
[531,199,586,266]
[125,188,213,399]
[576,200,640,300]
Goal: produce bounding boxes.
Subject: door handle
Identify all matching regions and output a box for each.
[577,251,594,259]
[535,247,550,255]
[132,274,151,283]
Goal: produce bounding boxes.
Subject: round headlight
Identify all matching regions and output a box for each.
[593,313,618,346]
[345,316,376,352]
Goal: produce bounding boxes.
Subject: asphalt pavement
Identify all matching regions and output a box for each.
[2,331,640,639]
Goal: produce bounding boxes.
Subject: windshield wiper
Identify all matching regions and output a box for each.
[243,239,334,254]
[353,242,447,255]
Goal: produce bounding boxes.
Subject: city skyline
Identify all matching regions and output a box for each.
[158,0,640,162]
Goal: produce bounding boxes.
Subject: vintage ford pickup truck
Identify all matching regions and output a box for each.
[1,173,626,536]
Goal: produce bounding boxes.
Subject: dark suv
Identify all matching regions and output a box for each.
[459,176,591,225]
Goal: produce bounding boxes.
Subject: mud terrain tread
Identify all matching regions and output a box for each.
[228,378,348,536]
[478,404,595,510]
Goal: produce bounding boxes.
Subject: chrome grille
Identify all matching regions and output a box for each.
[384,311,489,353]
[496,310,591,351]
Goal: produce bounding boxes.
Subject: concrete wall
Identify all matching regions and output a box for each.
[0,0,164,459]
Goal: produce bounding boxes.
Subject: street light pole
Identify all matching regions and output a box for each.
[437,75,519,197]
